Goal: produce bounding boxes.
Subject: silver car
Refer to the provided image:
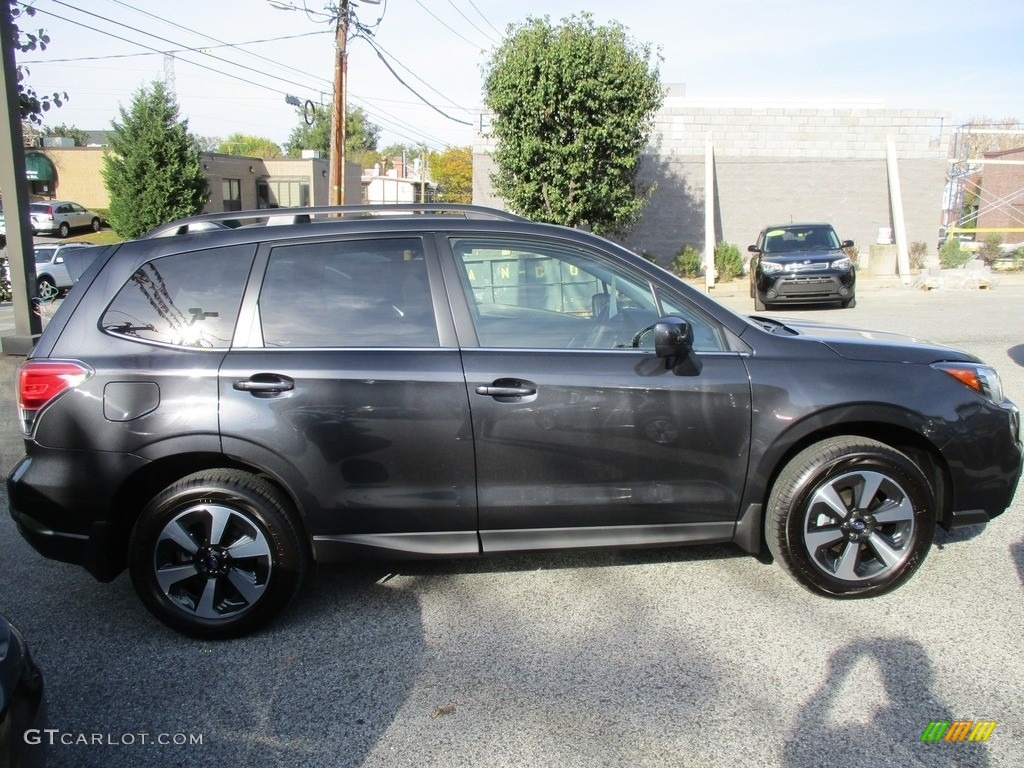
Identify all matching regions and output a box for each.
[30,200,102,238]
[34,243,95,296]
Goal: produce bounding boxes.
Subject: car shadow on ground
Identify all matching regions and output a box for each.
[1012,538,1024,589]
[932,524,989,548]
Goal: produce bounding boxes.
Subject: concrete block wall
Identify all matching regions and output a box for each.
[473,102,952,270]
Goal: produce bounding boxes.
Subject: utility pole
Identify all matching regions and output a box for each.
[0,2,42,353]
[329,0,348,205]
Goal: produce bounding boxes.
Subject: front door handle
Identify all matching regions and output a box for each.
[233,373,295,396]
[475,378,537,401]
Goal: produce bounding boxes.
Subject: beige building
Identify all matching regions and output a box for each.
[23,146,362,212]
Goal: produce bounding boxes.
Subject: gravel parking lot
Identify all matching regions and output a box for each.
[1,276,1021,768]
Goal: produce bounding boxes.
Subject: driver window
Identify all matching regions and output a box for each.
[451,237,660,349]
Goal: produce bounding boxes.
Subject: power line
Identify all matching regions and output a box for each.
[411,0,487,50]
[356,34,473,127]
[446,0,499,46]
[44,0,326,96]
[357,35,472,116]
[99,0,334,93]
[465,0,503,39]
[20,30,332,64]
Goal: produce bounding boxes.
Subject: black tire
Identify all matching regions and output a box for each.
[37,276,57,298]
[754,294,767,312]
[90,217,101,232]
[129,470,309,638]
[841,296,857,309]
[58,221,70,238]
[766,437,935,598]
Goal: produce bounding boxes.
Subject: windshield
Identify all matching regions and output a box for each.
[763,226,840,253]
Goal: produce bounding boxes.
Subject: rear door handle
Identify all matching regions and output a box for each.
[233,374,295,395]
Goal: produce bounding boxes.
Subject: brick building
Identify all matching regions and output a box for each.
[975,147,1024,246]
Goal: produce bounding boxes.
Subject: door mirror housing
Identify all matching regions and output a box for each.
[654,317,693,359]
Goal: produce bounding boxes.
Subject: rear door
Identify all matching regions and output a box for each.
[440,233,753,553]
[219,234,478,558]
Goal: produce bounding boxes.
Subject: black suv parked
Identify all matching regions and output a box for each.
[8,205,1022,638]
[748,222,856,310]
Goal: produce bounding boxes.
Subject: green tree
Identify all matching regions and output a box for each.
[102,80,208,239]
[284,104,381,163]
[482,14,662,235]
[217,133,282,158]
[7,0,67,125]
[429,146,472,203]
[40,123,90,146]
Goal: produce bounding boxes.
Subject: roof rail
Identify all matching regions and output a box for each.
[141,204,526,238]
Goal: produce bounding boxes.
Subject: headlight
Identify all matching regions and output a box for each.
[831,256,853,270]
[760,261,784,274]
[933,362,1005,404]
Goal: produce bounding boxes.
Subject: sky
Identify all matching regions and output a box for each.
[16,0,1024,153]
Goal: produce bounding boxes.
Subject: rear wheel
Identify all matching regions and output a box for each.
[766,437,935,597]
[37,276,57,299]
[58,221,70,238]
[129,470,309,638]
[90,217,101,232]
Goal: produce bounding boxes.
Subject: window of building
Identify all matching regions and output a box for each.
[257,179,310,209]
[222,179,242,211]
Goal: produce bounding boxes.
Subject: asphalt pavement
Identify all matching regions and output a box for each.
[0,274,1022,768]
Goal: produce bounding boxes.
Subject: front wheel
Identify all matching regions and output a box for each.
[766,437,935,598]
[129,470,309,638]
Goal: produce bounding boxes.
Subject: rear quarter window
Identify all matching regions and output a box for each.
[101,245,253,348]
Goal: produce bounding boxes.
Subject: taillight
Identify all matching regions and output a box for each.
[17,360,92,435]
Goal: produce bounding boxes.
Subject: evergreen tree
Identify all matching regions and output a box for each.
[102,80,208,239]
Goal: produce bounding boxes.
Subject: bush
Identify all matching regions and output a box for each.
[908,241,927,271]
[978,234,1003,266]
[939,239,972,269]
[714,241,744,282]
[671,245,703,278]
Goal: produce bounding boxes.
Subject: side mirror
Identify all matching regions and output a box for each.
[654,317,693,359]
[747,244,761,253]
[841,239,854,249]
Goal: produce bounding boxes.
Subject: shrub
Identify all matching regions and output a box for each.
[714,241,744,282]
[978,234,1003,266]
[939,239,971,269]
[908,241,927,271]
[671,245,703,278]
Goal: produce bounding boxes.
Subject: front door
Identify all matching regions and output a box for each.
[444,235,752,552]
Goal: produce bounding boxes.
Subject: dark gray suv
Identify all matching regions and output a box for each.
[8,205,1022,638]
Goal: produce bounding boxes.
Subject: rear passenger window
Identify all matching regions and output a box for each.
[101,245,253,348]
[259,237,438,348]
